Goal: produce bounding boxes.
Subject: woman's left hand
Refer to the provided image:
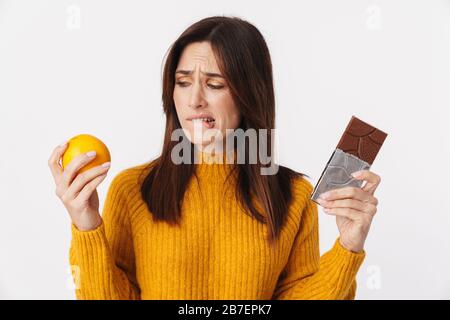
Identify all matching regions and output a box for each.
[316,170,381,253]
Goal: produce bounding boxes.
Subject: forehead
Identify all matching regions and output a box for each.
[177,41,220,72]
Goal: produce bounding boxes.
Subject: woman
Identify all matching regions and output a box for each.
[48,16,381,300]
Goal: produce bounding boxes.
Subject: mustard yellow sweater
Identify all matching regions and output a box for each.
[69,152,366,300]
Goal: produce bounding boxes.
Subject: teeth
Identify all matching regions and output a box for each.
[193,118,215,122]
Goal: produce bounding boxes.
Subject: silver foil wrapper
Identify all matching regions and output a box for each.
[310,148,371,203]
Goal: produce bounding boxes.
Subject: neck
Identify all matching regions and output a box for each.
[193,144,236,165]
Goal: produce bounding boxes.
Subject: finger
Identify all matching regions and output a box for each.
[351,170,381,195]
[65,162,111,199]
[75,172,108,203]
[318,198,359,209]
[48,141,69,184]
[317,198,373,214]
[59,151,97,190]
[323,207,366,221]
[319,186,372,203]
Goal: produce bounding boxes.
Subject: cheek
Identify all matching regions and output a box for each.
[211,94,240,129]
[173,89,186,122]
[173,89,182,110]
[229,105,241,126]
[223,104,241,129]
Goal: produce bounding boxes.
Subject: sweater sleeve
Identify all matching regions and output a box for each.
[68,170,141,300]
[272,181,366,300]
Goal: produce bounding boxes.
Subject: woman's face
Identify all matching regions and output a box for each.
[173,41,241,151]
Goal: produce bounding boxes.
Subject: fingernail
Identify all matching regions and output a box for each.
[101,162,111,168]
[59,140,68,147]
[86,151,96,158]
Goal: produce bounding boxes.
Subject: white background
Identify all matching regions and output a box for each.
[1,0,449,299]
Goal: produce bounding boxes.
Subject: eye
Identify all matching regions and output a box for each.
[207,83,225,90]
[175,81,190,87]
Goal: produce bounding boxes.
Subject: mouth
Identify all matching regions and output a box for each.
[189,117,216,129]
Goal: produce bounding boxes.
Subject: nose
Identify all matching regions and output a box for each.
[188,81,206,109]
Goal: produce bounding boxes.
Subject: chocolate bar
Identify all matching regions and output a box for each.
[310,116,388,203]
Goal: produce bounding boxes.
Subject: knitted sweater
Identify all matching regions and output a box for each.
[69,152,366,300]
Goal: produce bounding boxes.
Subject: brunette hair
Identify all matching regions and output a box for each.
[140,16,309,245]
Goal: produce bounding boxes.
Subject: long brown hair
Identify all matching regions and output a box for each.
[140,16,309,245]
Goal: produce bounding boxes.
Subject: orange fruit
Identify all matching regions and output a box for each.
[62,134,111,174]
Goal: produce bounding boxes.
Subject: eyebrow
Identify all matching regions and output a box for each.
[175,70,224,78]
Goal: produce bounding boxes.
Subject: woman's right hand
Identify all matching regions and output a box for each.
[48,141,111,231]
